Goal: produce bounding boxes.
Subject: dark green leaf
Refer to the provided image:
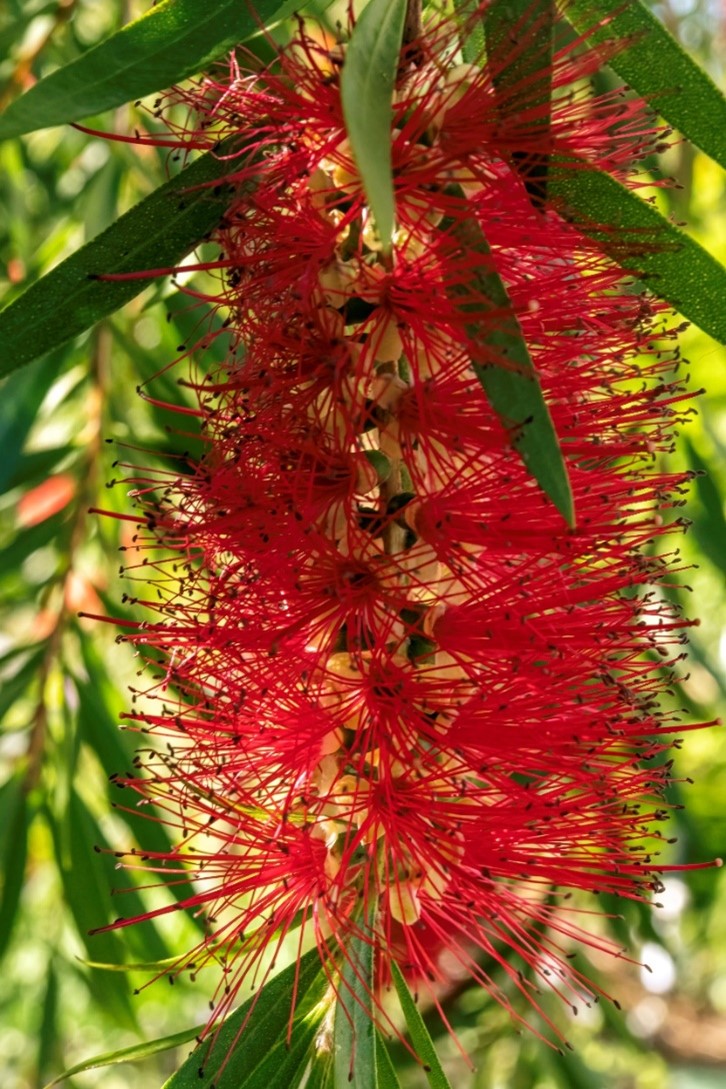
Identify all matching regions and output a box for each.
[484,0,554,209]
[390,963,452,1089]
[0,0,308,141]
[163,946,329,1089]
[0,773,30,964]
[548,163,726,345]
[334,922,377,1089]
[563,0,726,172]
[340,0,407,253]
[444,205,574,525]
[0,139,255,377]
[0,351,66,489]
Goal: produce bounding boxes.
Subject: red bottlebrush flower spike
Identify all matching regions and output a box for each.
[95,4,718,1049]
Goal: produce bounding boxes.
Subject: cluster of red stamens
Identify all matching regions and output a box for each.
[94,7,715,1044]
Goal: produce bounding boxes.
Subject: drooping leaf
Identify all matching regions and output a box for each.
[43,1023,204,1088]
[162,946,330,1089]
[340,0,407,253]
[562,0,726,172]
[390,963,452,1089]
[549,163,726,345]
[0,0,317,141]
[0,773,31,964]
[0,139,254,377]
[334,922,377,1089]
[443,204,575,526]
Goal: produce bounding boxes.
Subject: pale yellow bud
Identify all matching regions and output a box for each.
[389,881,421,925]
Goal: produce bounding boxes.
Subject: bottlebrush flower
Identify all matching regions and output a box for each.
[94,3,717,1048]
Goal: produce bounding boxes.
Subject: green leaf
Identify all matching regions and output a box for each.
[0,351,66,489]
[484,0,555,209]
[0,649,44,721]
[0,138,254,377]
[0,773,30,964]
[162,946,330,1089]
[340,0,407,254]
[50,791,138,1027]
[43,1023,204,1088]
[46,942,328,1089]
[548,164,726,346]
[562,0,726,172]
[0,0,302,141]
[390,963,452,1089]
[334,922,377,1089]
[375,1035,404,1089]
[443,204,574,525]
[37,958,60,1082]
[683,436,726,577]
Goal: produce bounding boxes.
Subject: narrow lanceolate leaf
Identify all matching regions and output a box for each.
[334,923,377,1089]
[390,963,452,1089]
[0,139,253,377]
[444,205,575,526]
[375,1035,404,1089]
[43,1024,203,1088]
[0,0,301,141]
[163,947,329,1089]
[0,774,30,964]
[563,0,726,172]
[484,0,555,208]
[340,0,407,253]
[549,164,726,346]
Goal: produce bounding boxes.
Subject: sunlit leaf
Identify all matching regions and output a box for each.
[162,947,330,1089]
[563,0,726,171]
[549,163,726,345]
[340,0,407,253]
[390,963,452,1089]
[43,1023,204,1088]
[375,1036,404,1089]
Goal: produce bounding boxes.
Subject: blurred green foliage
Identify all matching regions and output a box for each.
[0,2,724,1088]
